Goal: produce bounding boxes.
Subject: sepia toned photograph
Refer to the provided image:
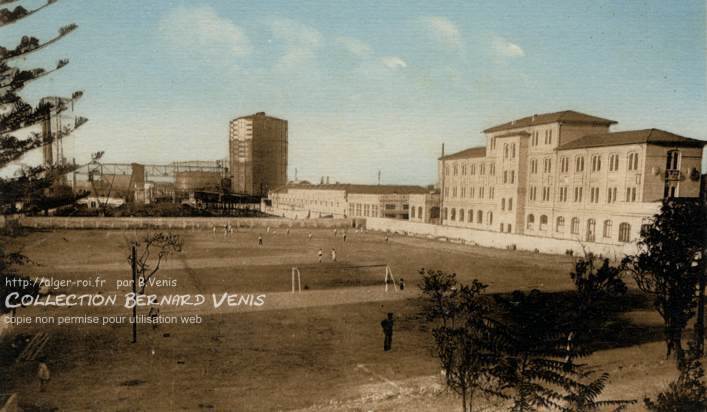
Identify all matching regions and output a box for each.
[1,1,706,411]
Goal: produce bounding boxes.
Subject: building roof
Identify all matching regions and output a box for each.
[483,110,616,133]
[273,183,431,195]
[439,146,486,160]
[557,129,706,150]
[232,112,287,122]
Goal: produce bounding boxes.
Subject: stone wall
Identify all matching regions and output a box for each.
[17,216,355,230]
[364,217,637,258]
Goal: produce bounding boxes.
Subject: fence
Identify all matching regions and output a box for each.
[364,217,638,258]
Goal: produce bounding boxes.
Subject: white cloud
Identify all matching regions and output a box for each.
[380,56,407,70]
[270,18,322,69]
[421,16,463,50]
[158,5,251,58]
[492,36,525,58]
[335,36,372,58]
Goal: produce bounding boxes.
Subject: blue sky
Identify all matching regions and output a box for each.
[4,0,706,184]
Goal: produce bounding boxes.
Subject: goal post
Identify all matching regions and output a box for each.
[291,267,302,293]
[384,265,398,292]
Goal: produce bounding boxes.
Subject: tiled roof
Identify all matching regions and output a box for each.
[439,147,486,160]
[483,110,616,133]
[275,183,430,195]
[557,129,706,150]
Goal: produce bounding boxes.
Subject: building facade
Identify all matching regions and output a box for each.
[267,183,432,219]
[439,110,705,245]
[229,112,288,197]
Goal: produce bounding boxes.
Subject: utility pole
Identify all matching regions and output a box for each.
[377,170,381,185]
[131,245,137,344]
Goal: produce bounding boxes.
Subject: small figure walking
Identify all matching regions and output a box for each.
[399,278,405,291]
[343,231,347,242]
[286,228,290,236]
[384,234,389,243]
[148,306,160,330]
[266,226,271,233]
[308,232,313,241]
[258,235,263,246]
[381,313,394,351]
[331,248,336,262]
[318,248,323,263]
[37,358,50,392]
[334,228,338,236]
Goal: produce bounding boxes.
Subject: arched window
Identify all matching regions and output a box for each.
[450,208,456,221]
[468,209,473,223]
[487,211,493,225]
[619,223,631,242]
[586,219,596,242]
[418,206,423,219]
[443,207,448,220]
[477,210,483,223]
[627,152,639,171]
[527,214,535,230]
[556,216,565,232]
[666,150,680,170]
[603,220,612,238]
[540,215,548,230]
[459,209,465,222]
[571,217,580,235]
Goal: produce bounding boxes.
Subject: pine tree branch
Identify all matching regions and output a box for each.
[0,23,77,63]
[0,0,58,28]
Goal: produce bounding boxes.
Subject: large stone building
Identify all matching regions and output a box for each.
[229,112,288,196]
[267,183,432,219]
[439,110,705,245]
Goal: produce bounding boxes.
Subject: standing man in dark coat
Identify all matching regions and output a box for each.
[381,312,394,351]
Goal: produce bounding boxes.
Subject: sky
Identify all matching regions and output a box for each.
[3,0,706,185]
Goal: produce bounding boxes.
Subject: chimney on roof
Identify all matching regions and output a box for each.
[326,176,330,184]
[441,143,445,157]
[256,112,265,116]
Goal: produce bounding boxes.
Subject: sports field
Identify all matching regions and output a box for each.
[1,226,675,411]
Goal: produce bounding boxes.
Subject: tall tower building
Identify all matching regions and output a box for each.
[229,112,288,196]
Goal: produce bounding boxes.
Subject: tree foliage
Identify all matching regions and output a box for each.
[0,0,88,214]
[645,341,707,412]
[419,269,502,411]
[622,198,706,361]
[127,232,183,295]
[419,265,635,412]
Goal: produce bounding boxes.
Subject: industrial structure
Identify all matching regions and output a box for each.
[229,112,288,197]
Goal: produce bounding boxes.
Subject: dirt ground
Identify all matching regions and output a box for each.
[1,227,675,411]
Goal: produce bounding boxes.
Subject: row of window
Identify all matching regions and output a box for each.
[445,151,647,181]
[348,203,379,218]
[530,129,553,146]
[442,208,494,225]
[527,214,632,242]
[444,186,495,200]
[528,185,639,203]
[446,163,497,177]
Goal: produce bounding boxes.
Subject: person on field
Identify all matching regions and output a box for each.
[331,248,336,262]
[318,248,323,263]
[381,313,394,351]
[308,232,313,241]
[343,231,347,242]
[399,278,405,291]
[258,235,263,246]
[37,358,50,391]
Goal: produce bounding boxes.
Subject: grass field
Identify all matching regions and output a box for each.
[1,227,676,411]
